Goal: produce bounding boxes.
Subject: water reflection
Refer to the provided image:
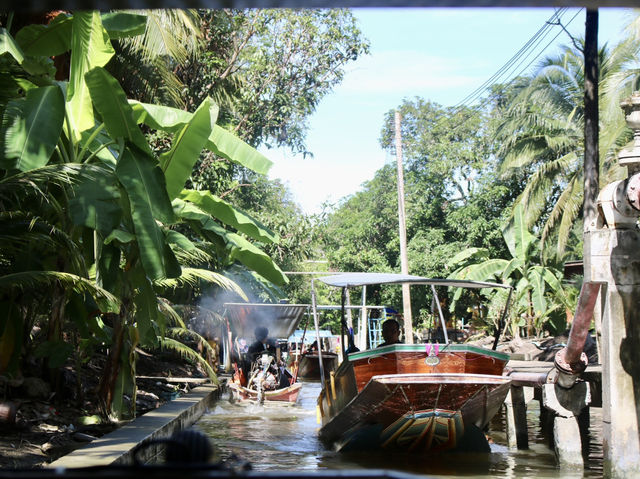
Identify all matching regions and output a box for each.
[196,382,602,478]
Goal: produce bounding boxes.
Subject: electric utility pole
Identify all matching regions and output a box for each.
[394,111,413,343]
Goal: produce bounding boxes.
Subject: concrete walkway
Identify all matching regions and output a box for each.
[49,384,220,468]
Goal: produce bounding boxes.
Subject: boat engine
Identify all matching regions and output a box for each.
[248,353,279,392]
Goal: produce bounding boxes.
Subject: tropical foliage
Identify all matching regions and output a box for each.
[323,99,518,324]
[447,205,571,338]
[494,35,640,255]
[0,11,289,419]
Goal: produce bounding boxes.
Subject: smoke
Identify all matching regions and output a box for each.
[187,267,304,342]
[188,283,247,339]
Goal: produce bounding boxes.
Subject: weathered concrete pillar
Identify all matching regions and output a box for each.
[542,381,591,469]
[588,91,640,477]
[591,233,640,477]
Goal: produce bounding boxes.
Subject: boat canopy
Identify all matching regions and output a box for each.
[288,329,335,343]
[318,272,512,290]
[224,303,308,340]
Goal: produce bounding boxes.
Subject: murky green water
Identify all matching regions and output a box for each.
[196,382,603,478]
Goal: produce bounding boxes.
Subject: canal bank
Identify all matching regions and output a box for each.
[48,384,220,468]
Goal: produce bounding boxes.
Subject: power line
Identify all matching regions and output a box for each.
[452,8,569,109]
[452,8,578,111]
[442,8,584,137]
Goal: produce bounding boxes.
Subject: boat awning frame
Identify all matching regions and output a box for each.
[317,272,512,290]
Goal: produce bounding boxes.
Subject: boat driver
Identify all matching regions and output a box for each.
[377,319,402,347]
[248,326,276,358]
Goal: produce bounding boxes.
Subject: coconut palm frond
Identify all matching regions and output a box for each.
[157,298,186,328]
[109,48,185,107]
[600,163,627,186]
[499,144,542,171]
[172,246,214,266]
[155,268,247,300]
[511,153,578,229]
[127,9,202,64]
[156,335,218,383]
[494,33,640,254]
[540,174,582,255]
[600,121,631,164]
[554,187,584,256]
[0,214,88,274]
[0,271,120,312]
[0,165,77,203]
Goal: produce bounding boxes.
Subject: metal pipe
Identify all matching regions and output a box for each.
[311,279,324,384]
[554,281,603,388]
[341,287,347,361]
[431,285,449,345]
[311,279,326,386]
[493,287,513,350]
[508,371,551,388]
[359,285,368,350]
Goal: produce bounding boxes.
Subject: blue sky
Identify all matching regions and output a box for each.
[265,8,636,215]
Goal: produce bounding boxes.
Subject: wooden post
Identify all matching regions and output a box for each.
[582,9,602,361]
[359,286,368,350]
[394,111,413,343]
[504,386,529,450]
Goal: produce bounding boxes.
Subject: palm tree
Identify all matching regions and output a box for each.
[495,23,640,257]
[108,10,202,108]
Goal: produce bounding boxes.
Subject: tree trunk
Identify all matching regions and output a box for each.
[96,304,128,416]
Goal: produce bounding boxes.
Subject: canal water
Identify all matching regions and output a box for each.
[196,382,603,478]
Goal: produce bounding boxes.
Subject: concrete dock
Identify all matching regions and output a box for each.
[48,384,220,468]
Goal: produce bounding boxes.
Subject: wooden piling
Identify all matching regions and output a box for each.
[504,386,529,450]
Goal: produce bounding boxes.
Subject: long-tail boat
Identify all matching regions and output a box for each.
[223,303,308,404]
[313,273,513,452]
[297,350,339,380]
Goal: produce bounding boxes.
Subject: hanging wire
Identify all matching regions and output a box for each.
[436,8,584,139]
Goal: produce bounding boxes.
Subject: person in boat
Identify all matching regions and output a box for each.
[248,326,276,358]
[246,326,293,389]
[377,319,402,347]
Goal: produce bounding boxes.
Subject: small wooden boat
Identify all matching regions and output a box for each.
[313,273,513,452]
[297,351,339,381]
[317,344,510,451]
[228,381,302,403]
[223,303,309,405]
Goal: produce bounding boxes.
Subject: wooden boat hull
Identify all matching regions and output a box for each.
[297,352,338,380]
[228,381,302,404]
[317,344,511,452]
[319,373,510,451]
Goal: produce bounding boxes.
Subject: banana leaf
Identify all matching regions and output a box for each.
[179,189,278,243]
[129,100,273,175]
[66,12,114,138]
[14,14,71,57]
[1,86,64,171]
[101,12,147,39]
[115,145,180,280]
[160,98,216,200]
[1,28,24,63]
[85,66,150,154]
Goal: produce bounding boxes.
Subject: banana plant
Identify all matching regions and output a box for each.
[1,11,287,418]
[447,204,569,338]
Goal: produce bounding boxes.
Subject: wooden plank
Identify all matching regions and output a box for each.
[136,376,211,384]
